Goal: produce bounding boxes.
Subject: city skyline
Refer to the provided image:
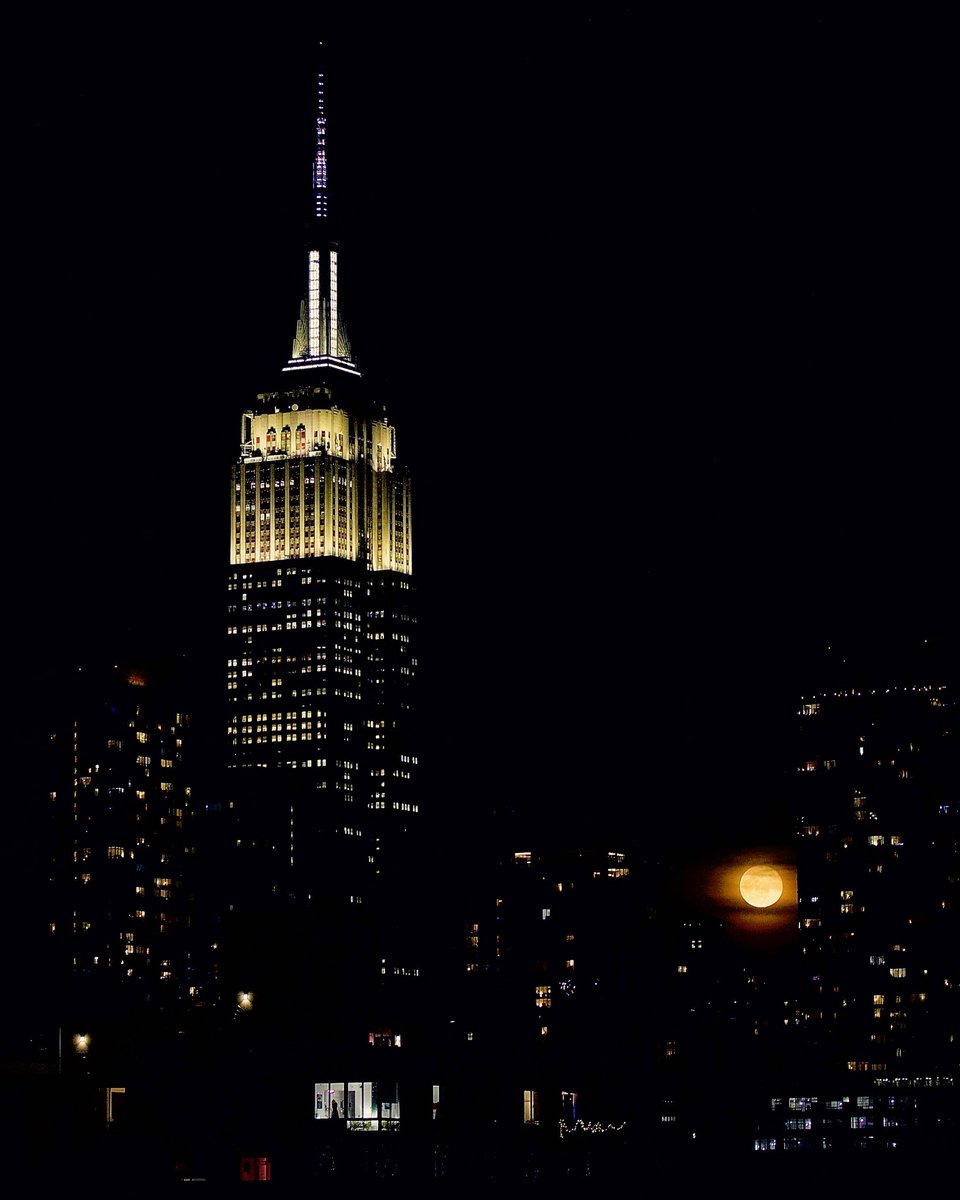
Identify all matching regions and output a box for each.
[2,14,956,1181]
[9,12,956,855]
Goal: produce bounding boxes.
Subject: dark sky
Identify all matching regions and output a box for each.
[7,10,956,856]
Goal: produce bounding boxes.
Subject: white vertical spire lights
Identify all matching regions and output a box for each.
[328,248,338,357]
[305,248,338,358]
[308,250,321,355]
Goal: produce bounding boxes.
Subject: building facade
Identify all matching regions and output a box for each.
[794,649,957,1082]
[754,636,959,1153]
[48,664,198,1020]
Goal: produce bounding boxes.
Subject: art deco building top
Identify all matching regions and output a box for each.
[284,52,359,379]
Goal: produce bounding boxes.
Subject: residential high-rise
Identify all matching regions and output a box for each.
[793,638,957,1081]
[753,635,959,1153]
[219,54,420,1031]
[48,663,198,1021]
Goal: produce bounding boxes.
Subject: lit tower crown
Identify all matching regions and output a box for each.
[233,46,410,576]
[286,49,358,377]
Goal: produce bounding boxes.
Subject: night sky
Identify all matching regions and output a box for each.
[7,10,956,865]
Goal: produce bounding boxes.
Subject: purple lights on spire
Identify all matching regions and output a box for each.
[285,45,358,374]
[313,68,328,220]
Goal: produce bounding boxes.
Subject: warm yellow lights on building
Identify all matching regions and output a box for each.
[231,401,411,574]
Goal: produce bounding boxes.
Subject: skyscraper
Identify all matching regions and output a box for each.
[220,54,420,1028]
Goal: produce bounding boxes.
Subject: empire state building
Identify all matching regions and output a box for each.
[222,58,419,1015]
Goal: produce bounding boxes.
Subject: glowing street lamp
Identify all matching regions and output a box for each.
[237,992,254,1011]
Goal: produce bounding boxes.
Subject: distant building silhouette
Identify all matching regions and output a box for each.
[48,663,198,1021]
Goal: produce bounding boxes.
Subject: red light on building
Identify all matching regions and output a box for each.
[239,1155,271,1182]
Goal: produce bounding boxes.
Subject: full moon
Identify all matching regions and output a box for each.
[739,865,783,908]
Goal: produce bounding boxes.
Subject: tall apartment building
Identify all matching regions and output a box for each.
[48,664,197,1021]
[755,635,958,1153]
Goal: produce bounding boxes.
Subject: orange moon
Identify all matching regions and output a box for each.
[739,865,783,908]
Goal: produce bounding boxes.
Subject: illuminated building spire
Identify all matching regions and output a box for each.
[286,44,358,377]
[313,47,329,222]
